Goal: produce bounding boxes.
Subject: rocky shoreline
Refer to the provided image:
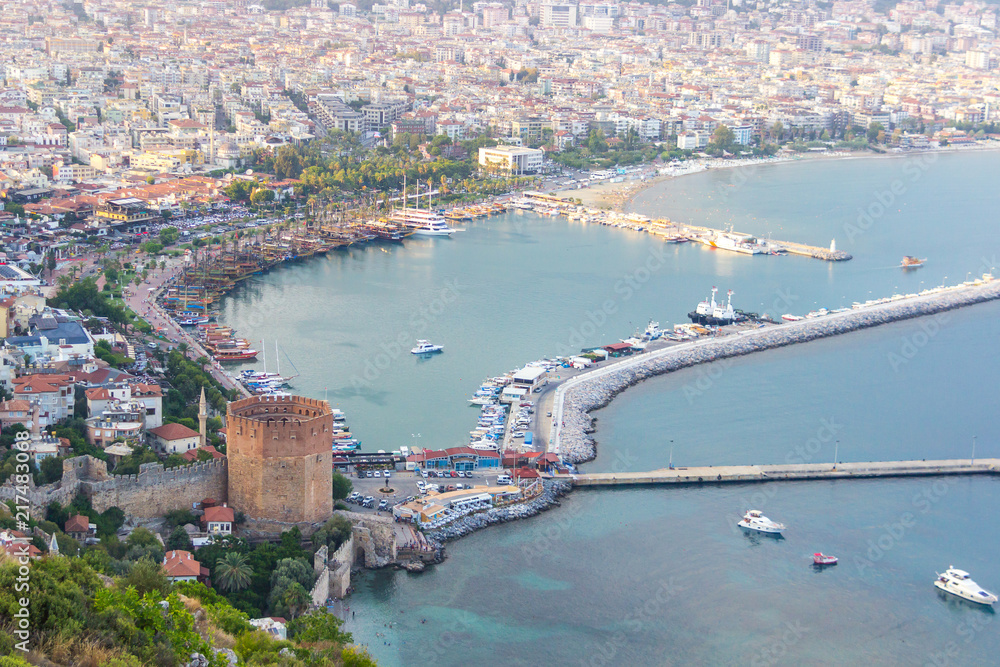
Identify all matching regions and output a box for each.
[556,280,1000,465]
[424,479,573,546]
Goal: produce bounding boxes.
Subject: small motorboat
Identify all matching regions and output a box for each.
[900,256,926,269]
[934,567,998,605]
[411,340,444,355]
[737,510,785,535]
[813,553,838,566]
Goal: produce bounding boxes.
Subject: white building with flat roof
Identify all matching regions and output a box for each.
[478,146,543,174]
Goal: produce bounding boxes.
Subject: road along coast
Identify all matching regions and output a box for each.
[549,276,1000,465]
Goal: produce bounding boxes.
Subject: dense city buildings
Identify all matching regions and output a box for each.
[0,0,997,212]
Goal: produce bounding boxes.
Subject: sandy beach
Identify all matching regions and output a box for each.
[548,141,1000,215]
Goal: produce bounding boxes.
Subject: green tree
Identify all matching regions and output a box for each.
[280,582,310,620]
[268,557,315,616]
[331,472,352,500]
[708,125,737,153]
[215,551,253,592]
[867,122,885,143]
[287,609,353,644]
[38,456,64,484]
[123,557,169,596]
[166,525,194,551]
[249,188,275,207]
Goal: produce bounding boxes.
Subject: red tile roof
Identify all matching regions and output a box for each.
[148,423,200,441]
[163,550,201,578]
[202,505,234,524]
[65,514,90,534]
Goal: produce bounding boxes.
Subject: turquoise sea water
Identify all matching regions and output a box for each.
[219,150,1000,665]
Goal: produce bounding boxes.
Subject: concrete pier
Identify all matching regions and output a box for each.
[553,458,1000,487]
[679,223,852,261]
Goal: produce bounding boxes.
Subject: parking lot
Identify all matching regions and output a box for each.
[340,469,510,515]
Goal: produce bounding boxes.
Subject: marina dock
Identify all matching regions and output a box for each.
[553,458,1000,487]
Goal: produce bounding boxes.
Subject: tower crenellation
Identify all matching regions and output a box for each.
[227,394,334,523]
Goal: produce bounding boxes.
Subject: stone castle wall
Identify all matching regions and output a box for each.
[0,455,227,519]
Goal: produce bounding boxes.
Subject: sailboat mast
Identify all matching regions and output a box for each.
[275,340,280,377]
[261,339,266,374]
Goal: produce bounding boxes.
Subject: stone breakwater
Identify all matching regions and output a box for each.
[555,280,1000,465]
[425,480,573,545]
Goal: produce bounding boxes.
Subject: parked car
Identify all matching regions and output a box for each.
[383,472,391,479]
[450,471,458,478]
[420,470,429,478]
[373,471,381,478]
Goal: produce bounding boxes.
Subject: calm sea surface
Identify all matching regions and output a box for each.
[220,150,1000,665]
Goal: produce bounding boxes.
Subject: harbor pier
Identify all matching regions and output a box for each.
[548,276,1000,464]
[553,458,1000,487]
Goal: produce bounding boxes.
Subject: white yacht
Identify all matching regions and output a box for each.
[737,510,786,535]
[411,340,444,354]
[934,567,998,605]
[389,208,457,236]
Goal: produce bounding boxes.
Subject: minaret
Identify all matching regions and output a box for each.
[198,387,208,449]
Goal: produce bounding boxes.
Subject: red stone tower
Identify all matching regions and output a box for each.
[226,395,333,523]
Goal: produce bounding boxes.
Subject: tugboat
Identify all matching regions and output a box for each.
[737,510,786,535]
[900,256,926,269]
[934,567,998,605]
[813,553,838,566]
[689,287,737,326]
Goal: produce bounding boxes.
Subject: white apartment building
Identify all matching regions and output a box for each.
[478,146,544,174]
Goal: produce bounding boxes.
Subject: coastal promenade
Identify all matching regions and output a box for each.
[553,458,1000,487]
[548,275,1000,464]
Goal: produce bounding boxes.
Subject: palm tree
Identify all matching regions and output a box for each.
[215,552,253,592]
[282,582,310,619]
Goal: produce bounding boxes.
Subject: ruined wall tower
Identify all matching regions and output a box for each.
[226,395,334,523]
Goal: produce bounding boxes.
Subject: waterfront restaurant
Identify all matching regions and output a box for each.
[511,365,547,392]
[406,446,501,472]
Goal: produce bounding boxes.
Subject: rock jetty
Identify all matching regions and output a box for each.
[425,480,572,544]
[555,279,1000,464]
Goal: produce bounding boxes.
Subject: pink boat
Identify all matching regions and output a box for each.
[813,553,838,566]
